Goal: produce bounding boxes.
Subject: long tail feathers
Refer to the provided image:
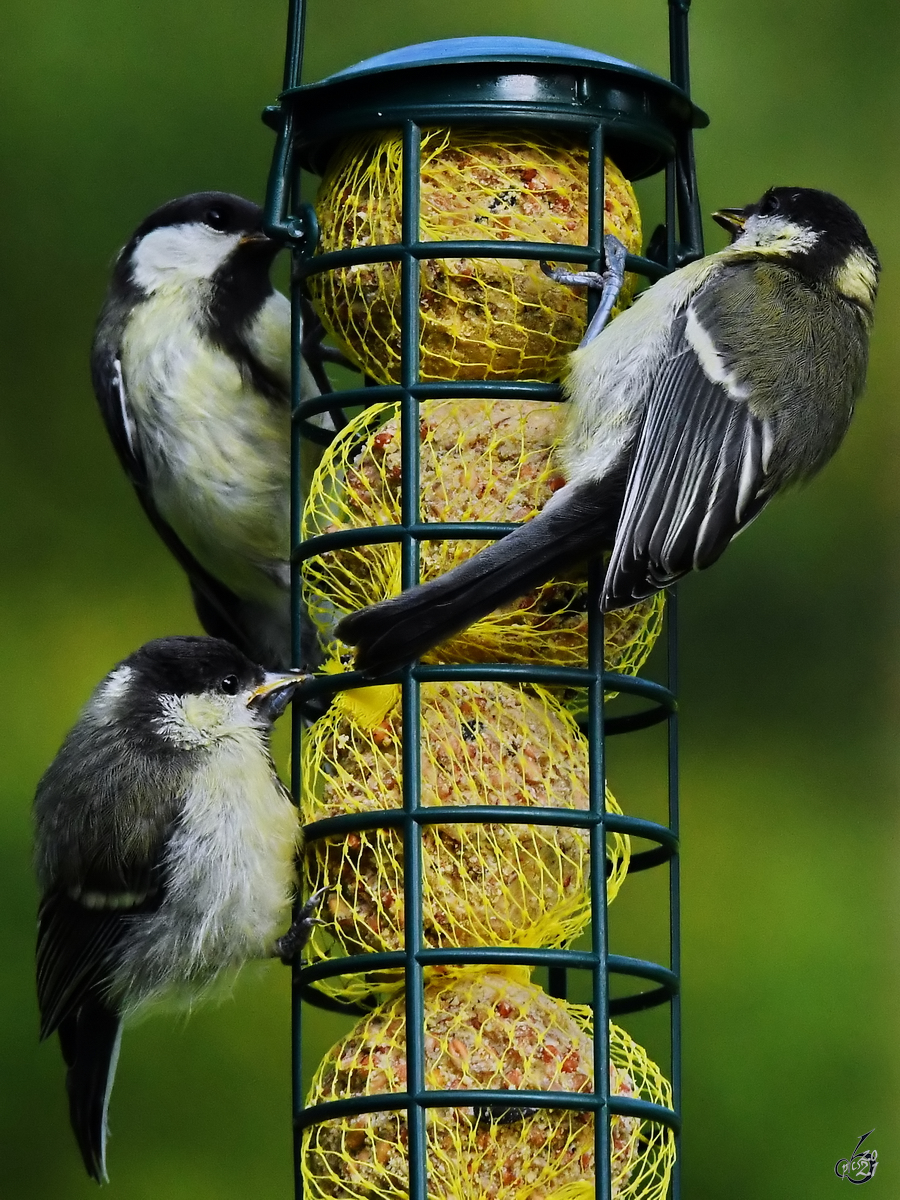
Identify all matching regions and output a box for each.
[336,480,621,674]
[58,1001,123,1183]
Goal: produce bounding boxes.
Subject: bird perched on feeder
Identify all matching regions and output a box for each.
[92,192,320,671]
[33,636,322,1181]
[336,186,880,674]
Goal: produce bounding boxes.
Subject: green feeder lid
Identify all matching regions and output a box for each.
[274,35,708,180]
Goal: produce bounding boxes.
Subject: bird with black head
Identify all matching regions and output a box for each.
[337,186,880,674]
[34,635,321,1181]
[92,192,320,671]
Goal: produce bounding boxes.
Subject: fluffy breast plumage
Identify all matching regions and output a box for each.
[113,733,300,1009]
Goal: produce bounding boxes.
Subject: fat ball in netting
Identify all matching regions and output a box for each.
[302,966,675,1200]
[303,399,665,670]
[302,678,629,1004]
[309,128,642,383]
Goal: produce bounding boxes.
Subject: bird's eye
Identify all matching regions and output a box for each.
[203,208,229,232]
[757,193,780,217]
[220,674,240,695]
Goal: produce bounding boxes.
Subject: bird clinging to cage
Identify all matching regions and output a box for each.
[336,186,880,674]
[91,192,320,671]
[33,637,321,1181]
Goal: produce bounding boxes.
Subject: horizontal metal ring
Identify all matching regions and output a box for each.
[294,240,667,279]
[296,1088,680,1133]
[304,808,676,846]
[293,381,562,425]
[297,946,677,981]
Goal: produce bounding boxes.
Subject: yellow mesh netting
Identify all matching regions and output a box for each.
[310,128,642,383]
[302,679,629,1004]
[302,398,665,671]
[302,966,675,1200]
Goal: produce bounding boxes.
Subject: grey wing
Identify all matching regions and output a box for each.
[37,894,139,1037]
[34,717,183,1037]
[601,311,775,610]
[36,853,168,1039]
[37,811,171,1183]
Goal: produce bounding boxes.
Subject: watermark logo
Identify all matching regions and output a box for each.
[835,1130,878,1184]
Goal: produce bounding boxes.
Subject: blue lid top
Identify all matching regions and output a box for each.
[276,34,707,180]
[323,36,665,88]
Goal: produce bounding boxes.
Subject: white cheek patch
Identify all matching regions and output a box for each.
[131,223,241,293]
[685,306,751,400]
[735,214,820,255]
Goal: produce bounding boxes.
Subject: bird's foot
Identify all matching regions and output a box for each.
[540,263,608,289]
[274,887,332,964]
[541,235,628,348]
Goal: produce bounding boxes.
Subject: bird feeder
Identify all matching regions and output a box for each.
[264,3,706,1196]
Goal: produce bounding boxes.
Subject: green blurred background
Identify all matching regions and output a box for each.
[2,0,898,1195]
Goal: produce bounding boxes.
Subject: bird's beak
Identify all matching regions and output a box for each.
[238,230,281,264]
[246,672,306,720]
[712,208,748,235]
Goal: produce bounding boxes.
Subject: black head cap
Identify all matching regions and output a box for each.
[107,192,275,299]
[100,192,284,363]
[123,636,264,699]
[753,188,875,252]
[728,187,880,285]
[130,192,265,242]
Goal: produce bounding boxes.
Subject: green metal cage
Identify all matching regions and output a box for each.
[263,5,707,1197]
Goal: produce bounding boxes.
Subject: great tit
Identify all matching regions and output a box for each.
[92,193,318,671]
[33,636,319,1181]
[336,186,879,674]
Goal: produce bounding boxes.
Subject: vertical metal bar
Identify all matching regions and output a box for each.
[665,157,678,273]
[399,119,427,1200]
[668,0,704,264]
[655,126,685,1200]
[668,12,695,1189]
[587,563,610,1200]
[290,297,306,668]
[666,590,681,1200]
[265,0,305,241]
[284,0,308,1186]
[281,0,307,91]
[668,0,692,96]
[550,116,606,1012]
[586,120,611,1200]
[675,133,703,264]
[586,125,604,262]
[399,121,422,553]
[667,5,691,1177]
[586,121,606,311]
[547,117,608,1011]
[667,3,694,1176]
[290,206,307,1200]
[264,109,295,237]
